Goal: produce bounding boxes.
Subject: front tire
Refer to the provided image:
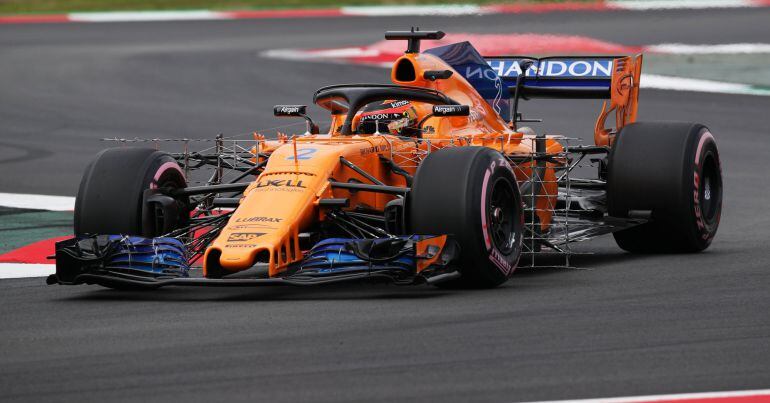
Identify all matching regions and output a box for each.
[409,147,524,288]
[607,122,722,253]
[74,147,187,237]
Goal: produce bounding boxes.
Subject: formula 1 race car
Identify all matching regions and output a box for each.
[49,29,722,290]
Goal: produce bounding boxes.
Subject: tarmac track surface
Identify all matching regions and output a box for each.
[1,8,769,403]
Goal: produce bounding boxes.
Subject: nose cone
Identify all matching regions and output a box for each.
[208,171,321,276]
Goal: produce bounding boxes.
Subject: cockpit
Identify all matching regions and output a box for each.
[312,84,463,136]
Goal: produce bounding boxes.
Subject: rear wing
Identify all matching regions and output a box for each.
[484,55,643,146]
[485,56,621,99]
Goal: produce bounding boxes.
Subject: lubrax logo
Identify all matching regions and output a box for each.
[234,216,283,223]
[255,179,306,188]
[227,232,265,242]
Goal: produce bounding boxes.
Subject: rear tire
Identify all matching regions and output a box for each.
[607,122,722,253]
[75,147,187,237]
[410,147,523,288]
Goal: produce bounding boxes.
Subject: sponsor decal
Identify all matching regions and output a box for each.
[489,248,513,276]
[227,232,265,242]
[389,100,410,108]
[255,179,307,189]
[495,155,513,172]
[462,67,505,117]
[228,223,275,230]
[486,155,513,174]
[224,244,256,248]
[359,144,389,156]
[274,105,306,115]
[234,216,283,223]
[286,147,318,161]
[280,106,301,114]
[433,105,464,115]
[693,170,704,233]
[422,125,435,134]
[361,112,401,121]
[693,131,717,241]
[485,58,613,79]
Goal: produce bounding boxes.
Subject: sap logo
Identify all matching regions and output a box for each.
[227,232,265,242]
[234,216,283,223]
[255,179,306,188]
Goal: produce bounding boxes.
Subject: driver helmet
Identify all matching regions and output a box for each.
[356,100,420,136]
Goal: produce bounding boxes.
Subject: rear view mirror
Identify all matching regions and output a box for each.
[432,105,469,117]
[273,105,318,134]
[274,105,307,117]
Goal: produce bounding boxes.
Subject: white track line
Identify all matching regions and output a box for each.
[525,388,770,402]
[69,10,226,22]
[341,5,483,16]
[0,192,75,211]
[642,73,770,96]
[261,47,379,60]
[608,0,758,10]
[0,263,55,279]
[647,42,770,54]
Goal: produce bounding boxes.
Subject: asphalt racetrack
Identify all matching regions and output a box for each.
[1,7,770,402]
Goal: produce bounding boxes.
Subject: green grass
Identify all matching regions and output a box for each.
[0,0,587,14]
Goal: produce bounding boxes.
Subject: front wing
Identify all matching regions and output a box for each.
[48,234,461,289]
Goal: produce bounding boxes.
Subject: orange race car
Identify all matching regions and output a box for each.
[49,29,722,290]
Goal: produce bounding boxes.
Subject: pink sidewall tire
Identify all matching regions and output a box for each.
[75,147,187,237]
[607,122,723,253]
[410,147,524,288]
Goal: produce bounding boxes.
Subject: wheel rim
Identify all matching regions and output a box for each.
[150,168,186,237]
[700,153,721,224]
[487,177,517,254]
